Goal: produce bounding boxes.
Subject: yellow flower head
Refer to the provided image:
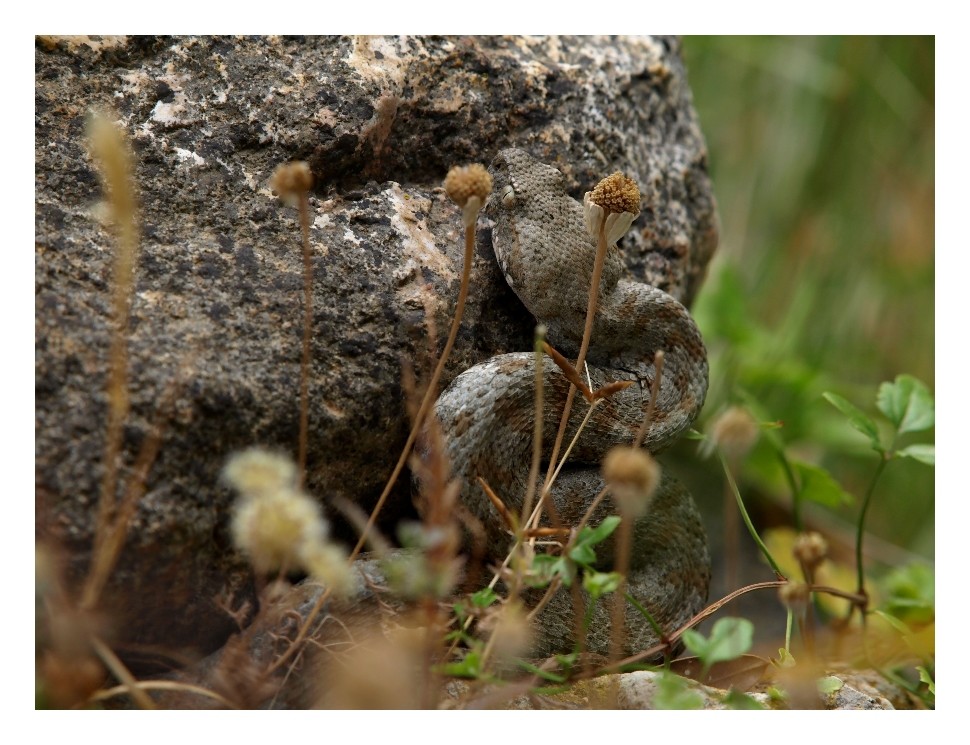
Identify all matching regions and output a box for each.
[589,171,641,215]
[583,171,641,245]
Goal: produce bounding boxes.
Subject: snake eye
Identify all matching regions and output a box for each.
[501,184,515,207]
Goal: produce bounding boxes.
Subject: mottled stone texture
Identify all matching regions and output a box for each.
[35,35,718,662]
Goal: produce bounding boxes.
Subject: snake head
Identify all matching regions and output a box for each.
[488,148,567,214]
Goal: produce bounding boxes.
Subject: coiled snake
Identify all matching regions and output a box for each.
[431,149,712,657]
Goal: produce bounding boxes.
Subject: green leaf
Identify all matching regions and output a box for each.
[723,688,766,710]
[792,460,854,507]
[817,676,844,695]
[879,563,935,624]
[766,686,788,704]
[555,652,579,670]
[680,629,707,658]
[441,651,483,679]
[653,671,704,710]
[579,515,622,546]
[877,375,935,435]
[705,617,755,663]
[918,666,935,696]
[823,392,883,452]
[897,443,935,466]
[569,516,621,567]
[583,570,622,601]
[775,648,796,668]
[528,554,575,588]
[568,542,597,566]
[681,617,754,669]
[515,659,567,684]
[470,587,499,608]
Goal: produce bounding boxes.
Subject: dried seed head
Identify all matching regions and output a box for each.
[223,449,347,579]
[709,405,759,460]
[444,163,492,206]
[222,448,298,500]
[270,161,313,208]
[602,446,661,517]
[87,111,138,234]
[793,531,829,571]
[301,542,357,599]
[778,581,811,612]
[590,171,641,215]
[444,163,492,227]
[230,487,329,575]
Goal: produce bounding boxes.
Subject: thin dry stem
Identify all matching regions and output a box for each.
[86,113,139,605]
[582,580,867,677]
[542,217,609,491]
[607,513,633,679]
[576,485,611,534]
[445,538,519,660]
[420,599,443,709]
[526,577,563,622]
[479,477,517,533]
[351,221,476,561]
[632,350,665,449]
[80,369,182,610]
[521,328,546,527]
[523,527,571,538]
[91,636,155,710]
[585,580,788,675]
[543,342,593,401]
[535,398,603,508]
[88,681,239,709]
[267,586,333,674]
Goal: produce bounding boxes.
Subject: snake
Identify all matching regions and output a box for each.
[430,148,712,658]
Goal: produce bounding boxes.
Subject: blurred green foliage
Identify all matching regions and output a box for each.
[682,37,934,558]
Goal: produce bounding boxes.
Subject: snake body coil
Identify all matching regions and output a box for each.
[431,149,712,657]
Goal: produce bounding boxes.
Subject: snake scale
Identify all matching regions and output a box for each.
[430,149,712,657]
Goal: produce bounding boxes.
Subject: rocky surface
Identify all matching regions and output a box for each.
[35,35,718,664]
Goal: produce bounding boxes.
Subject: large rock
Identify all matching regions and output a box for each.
[35,35,718,663]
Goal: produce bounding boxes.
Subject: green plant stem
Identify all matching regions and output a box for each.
[717,450,785,578]
[854,454,889,606]
[773,447,803,531]
[625,592,667,643]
